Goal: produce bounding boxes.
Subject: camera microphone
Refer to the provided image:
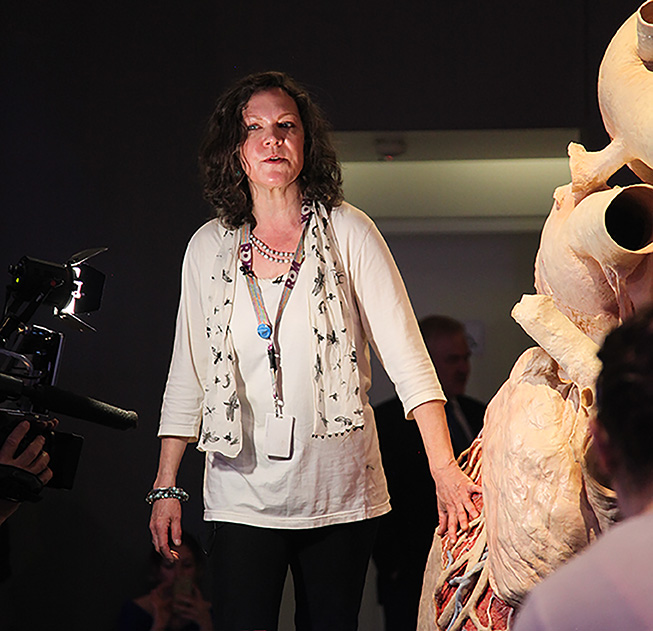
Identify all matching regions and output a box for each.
[0,373,138,431]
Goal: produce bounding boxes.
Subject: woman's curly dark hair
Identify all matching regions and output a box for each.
[199,71,343,229]
[597,304,653,482]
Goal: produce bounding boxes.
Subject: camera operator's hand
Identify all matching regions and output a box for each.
[0,421,54,483]
[0,421,54,524]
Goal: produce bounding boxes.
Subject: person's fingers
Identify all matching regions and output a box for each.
[437,488,482,541]
[454,502,469,534]
[31,449,51,475]
[38,465,53,485]
[0,422,30,461]
[462,487,481,520]
[443,513,456,543]
[34,418,59,431]
[13,435,46,469]
[443,504,458,542]
[150,510,167,557]
[152,522,172,560]
[170,514,183,547]
[150,500,182,562]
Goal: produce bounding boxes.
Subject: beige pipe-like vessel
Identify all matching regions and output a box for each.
[638,0,653,64]
[535,183,653,342]
[569,1,653,199]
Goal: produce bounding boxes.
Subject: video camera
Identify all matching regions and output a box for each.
[0,249,138,502]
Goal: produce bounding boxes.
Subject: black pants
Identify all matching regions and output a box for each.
[207,518,379,631]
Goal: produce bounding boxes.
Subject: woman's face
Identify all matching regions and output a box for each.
[240,88,305,196]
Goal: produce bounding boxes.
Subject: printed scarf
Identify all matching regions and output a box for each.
[199,201,364,456]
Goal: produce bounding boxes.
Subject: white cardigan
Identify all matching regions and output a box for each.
[159,202,444,528]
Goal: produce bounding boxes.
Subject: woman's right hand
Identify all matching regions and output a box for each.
[150,498,183,563]
[149,437,190,562]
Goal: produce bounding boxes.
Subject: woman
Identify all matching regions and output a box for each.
[118,532,213,631]
[149,71,480,631]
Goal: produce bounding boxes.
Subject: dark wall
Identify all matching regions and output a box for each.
[0,1,644,628]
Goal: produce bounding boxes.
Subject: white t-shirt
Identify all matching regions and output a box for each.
[159,202,444,528]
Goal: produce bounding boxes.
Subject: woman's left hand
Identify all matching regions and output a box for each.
[431,459,482,541]
[412,400,482,541]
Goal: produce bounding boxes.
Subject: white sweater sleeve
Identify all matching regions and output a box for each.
[158,227,213,439]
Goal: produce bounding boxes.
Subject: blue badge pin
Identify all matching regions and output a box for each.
[257,323,272,339]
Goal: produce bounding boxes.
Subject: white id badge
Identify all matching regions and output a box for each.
[265,412,295,459]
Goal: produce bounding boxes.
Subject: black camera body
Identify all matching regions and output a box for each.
[0,250,137,501]
[0,323,80,489]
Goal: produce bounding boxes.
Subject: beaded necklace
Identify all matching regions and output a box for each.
[250,233,295,264]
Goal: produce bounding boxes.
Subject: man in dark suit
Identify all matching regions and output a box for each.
[372,315,486,631]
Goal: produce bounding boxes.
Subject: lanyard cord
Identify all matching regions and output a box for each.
[239,218,310,416]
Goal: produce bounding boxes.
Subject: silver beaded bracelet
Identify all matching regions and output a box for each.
[145,486,190,505]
